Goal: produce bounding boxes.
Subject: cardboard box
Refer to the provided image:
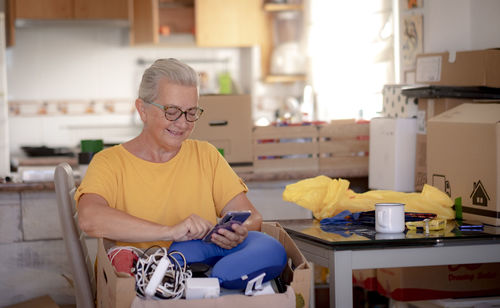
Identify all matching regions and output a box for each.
[414,97,473,191]
[427,103,500,225]
[391,296,500,308]
[369,118,417,192]
[382,84,419,118]
[4,295,60,308]
[190,95,253,172]
[97,222,312,308]
[352,269,377,291]
[416,98,471,135]
[415,49,500,87]
[377,263,500,302]
[414,133,427,192]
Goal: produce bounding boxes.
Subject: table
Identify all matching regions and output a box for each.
[278,219,500,308]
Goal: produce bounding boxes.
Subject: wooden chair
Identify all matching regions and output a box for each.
[54,163,95,308]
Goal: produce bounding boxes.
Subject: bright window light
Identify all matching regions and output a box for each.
[307,0,395,120]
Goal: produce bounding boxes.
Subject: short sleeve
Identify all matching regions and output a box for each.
[74,150,117,208]
[209,145,248,216]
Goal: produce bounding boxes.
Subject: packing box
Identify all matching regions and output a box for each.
[352,269,377,291]
[190,95,253,172]
[96,222,312,308]
[414,97,474,191]
[415,49,500,87]
[427,103,500,225]
[376,263,500,302]
[391,296,500,308]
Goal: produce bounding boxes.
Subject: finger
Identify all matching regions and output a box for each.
[231,224,248,236]
[217,227,239,242]
[213,233,238,249]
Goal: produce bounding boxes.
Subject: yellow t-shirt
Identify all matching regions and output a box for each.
[75,139,248,248]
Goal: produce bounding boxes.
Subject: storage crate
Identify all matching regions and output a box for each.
[318,120,369,177]
[252,125,319,173]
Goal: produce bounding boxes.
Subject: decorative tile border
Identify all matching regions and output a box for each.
[8,99,135,117]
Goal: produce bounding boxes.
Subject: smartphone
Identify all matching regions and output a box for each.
[457,220,484,231]
[202,211,252,243]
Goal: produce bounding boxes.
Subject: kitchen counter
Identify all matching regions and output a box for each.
[14,155,78,167]
[0,168,368,192]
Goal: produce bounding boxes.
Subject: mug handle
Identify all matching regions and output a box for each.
[377,210,387,227]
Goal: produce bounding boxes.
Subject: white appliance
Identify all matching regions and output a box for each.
[369,117,417,192]
[0,13,9,177]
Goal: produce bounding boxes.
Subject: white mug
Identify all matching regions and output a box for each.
[375,203,405,233]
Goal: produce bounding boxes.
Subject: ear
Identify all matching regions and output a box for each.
[135,99,147,122]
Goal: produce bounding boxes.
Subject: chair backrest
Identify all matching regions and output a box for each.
[54,163,95,308]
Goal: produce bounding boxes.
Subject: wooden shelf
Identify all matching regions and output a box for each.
[263,3,303,12]
[264,74,306,83]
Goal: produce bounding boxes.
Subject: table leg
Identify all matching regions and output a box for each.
[328,250,353,308]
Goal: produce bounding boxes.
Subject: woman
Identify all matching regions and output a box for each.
[76,58,262,250]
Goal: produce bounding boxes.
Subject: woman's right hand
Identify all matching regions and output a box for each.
[168,214,213,242]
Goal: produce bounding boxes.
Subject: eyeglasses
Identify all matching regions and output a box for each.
[144,100,204,122]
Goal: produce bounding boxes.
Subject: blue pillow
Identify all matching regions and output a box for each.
[168,231,287,289]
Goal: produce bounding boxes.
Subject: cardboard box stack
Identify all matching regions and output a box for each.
[96,222,312,308]
[405,48,500,191]
[427,103,500,226]
[415,49,500,87]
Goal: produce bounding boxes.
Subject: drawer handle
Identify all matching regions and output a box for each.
[209,121,228,126]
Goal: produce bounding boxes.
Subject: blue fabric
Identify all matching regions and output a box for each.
[320,210,438,226]
[319,210,438,237]
[168,231,287,289]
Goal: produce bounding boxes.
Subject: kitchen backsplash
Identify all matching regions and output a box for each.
[5,23,259,157]
[9,111,142,155]
[9,98,134,116]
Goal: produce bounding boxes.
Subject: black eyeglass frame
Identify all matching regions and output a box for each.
[143,100,204,122]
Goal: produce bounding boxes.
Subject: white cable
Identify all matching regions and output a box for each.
[132,246,192,300]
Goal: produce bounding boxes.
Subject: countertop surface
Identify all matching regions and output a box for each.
[2,156,368,192]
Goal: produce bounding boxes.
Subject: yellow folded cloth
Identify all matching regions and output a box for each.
[282,176,455,220]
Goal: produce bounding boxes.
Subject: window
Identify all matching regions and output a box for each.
[307,0,395,120]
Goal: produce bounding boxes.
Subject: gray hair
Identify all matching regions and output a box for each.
[138,58,199,102]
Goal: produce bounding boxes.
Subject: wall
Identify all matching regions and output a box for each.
[423,0,500,53]
[5,23,255,155]
[396,0,500,83]
[0,13,8,176]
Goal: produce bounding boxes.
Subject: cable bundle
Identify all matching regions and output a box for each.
[134,247,192,300]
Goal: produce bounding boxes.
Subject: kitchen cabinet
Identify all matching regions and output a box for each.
[262,2,306,83]
[13,0,74,19]
[10,0,131,20]
[5,0,132,46]
[131,0,267,47]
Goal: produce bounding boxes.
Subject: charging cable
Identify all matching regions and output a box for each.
[134,247,192,300]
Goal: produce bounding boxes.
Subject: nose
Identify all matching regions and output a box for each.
[173,113,192,127]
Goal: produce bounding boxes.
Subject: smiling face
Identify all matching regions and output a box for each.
[140,78,199,152]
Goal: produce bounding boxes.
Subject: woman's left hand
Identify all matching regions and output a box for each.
[210,223,248,249]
